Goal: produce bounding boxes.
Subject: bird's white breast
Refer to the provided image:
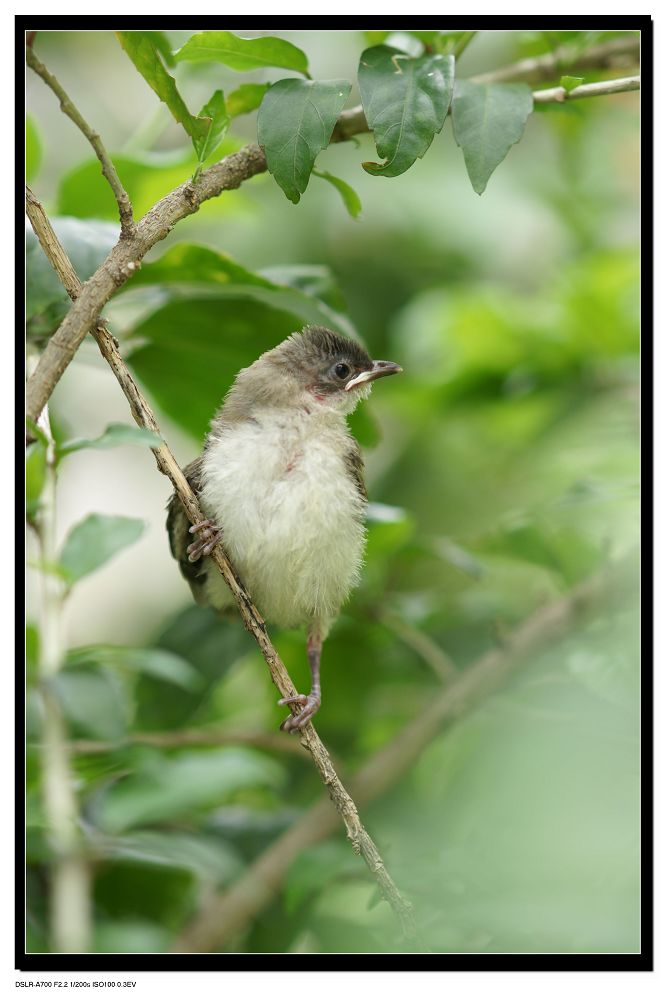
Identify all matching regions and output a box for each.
[199,407,366,630]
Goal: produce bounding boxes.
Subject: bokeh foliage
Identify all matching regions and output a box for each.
[26,28,640,955]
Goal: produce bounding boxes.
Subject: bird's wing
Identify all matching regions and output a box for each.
[344,439,368,502]
[166,456,210,606]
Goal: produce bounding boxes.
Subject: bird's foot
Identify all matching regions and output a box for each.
[278,693,321,732]
[187,519,222,562]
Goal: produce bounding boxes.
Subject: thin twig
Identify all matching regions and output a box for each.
[472,34,640,84]
[25,190,416,941]
[26,44,135,239]
[532,75,640,103]
[174,558,630,951]
[25,39,640,428]
[62,728,309,757]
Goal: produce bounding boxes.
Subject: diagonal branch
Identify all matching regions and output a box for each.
[174,558,630,951]
[25,189,416,941]
[25,37,640,428]
[26,43,135,239]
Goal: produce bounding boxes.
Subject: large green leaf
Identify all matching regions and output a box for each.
[451,80,533,194]
[175,30,309,76]
[58,423,162,459]
[96,747,285,832]
[257,78,351,204]
[59,513,145,585]
[358,46,454,177]
[116,31,207,141]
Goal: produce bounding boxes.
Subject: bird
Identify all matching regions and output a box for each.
[166,325,402,732]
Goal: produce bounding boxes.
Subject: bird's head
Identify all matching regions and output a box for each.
[265,326,402,415]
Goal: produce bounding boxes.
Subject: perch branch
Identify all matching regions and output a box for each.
[26,44,135,239]
[532,75,640,103]
[175,558,630,951]
[24,190,415,941]
[25,40,640,428]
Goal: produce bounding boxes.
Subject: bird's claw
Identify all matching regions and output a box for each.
[278,693,321,732]
[187,519,221,562]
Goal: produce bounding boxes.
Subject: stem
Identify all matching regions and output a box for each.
[533,75,640,104]
[33,406,91,954]
[453,31,478,59]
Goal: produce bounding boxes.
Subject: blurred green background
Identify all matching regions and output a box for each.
[26,29,640,955]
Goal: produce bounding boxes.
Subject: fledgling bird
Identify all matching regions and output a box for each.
[166,325,402,731]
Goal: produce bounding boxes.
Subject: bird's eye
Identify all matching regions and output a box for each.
[334,362,350,379]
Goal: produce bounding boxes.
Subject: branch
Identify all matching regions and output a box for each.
[26,45,135,239]
[62,728,309,758]
[174,558,629,951]
[25,190,415,941]
[472,34,640,84]
[24,35,641,428]
[533,75,640,104]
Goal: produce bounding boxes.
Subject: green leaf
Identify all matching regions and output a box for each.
[26,441,47,518]
[192,90,230,174]
[116,31,207,141]
[67,645,201,691]
[59,513,145,584]
[226,83,271,118]
[26,115,42,182]
[96,747,285,832]
[257,78,351,204]
[102,830,243,883]
[358,46,454,177]
[175,30,309,76]
[313,169,362,218]
[54,668,129,741]
[58,423,162,459]
[451,80,533,195]
[560,75,584,92]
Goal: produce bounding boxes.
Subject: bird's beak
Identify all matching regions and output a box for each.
[345,360,403,391]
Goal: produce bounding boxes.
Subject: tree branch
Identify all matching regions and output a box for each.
[472,34,640,84]
[26,44,135,239]
[25,36,640,428]
[174,558,630,951]
[532,75,640,103]
[25,190,415,941]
